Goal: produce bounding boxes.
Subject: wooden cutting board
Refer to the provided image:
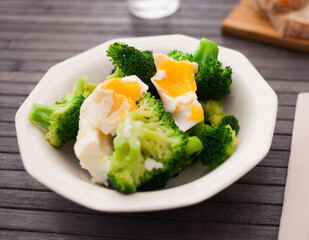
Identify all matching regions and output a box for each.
[222,0,309,53]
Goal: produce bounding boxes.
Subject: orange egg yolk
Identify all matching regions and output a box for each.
[101,78,142,116]
[189,105,204,123]
[154,57,197,98]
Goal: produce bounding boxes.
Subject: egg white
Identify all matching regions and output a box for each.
[151,53,203,132]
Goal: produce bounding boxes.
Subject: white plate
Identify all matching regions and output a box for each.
[15,34,278,212]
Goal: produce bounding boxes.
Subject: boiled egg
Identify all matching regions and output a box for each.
[74,75,148,185]
[79,75,148,136]
[151,53,204,132]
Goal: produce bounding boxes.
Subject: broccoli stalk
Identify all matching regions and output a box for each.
[28,77,87,148]
[106,42,156,85]
[108,93,187,194]
[193,38,219,64]
[106,66,125,80]
[189,123,237,168]
[202,100,239,133]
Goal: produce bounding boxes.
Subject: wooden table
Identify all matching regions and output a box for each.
[0,0,308,239]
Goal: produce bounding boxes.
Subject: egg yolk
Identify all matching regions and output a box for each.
[101,78,142,116]
[189,105,204,123]
[154,57,197,98]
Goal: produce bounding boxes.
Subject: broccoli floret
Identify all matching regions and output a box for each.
[106,42,156,85]
[190,123,237,168]
[192,38,232,100]
[56,76,86,104]
[143,50,154,58]
[28,77,86,148]
[169,136,203,177]
[138,171,171,191]
[83,82,97,98]
[55,76,96,102]
[167,50,193,62]
[108,93,187,194]
[193,38,219,64]
[195,60,232,101]
[139,136,203,191]
[28,95,84,148]
[202,100,239,134]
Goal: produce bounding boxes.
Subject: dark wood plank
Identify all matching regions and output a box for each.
[269,80,309,93]
[0,108,17,122]
[277,93,298,106]
[277,106,295,120]
[0,60,54,72]
[0,95,26,108]
[0,71,43,83]
[260,68,309,81]
[0,170,48,190]
[274,120,293,135]
[239,167,287,186]
[0,153,24,170]
[0,208,279,240]
[0,83,35,96]
[0,230,116,240]
[0,0,234,13]
[0,50,75,61]
[0,30,120,43]
[271,135,291,150]
[258,150,289,168]
[0,31,305,60]
[0,14,224,30]
[0,137,19,153]
[0,38,96,51]
[213,184,284,205]
[0,122,15,137]
[0,188,282,226]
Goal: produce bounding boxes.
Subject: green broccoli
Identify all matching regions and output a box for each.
[195,60,232,101]
[202,100,239,134]
[55,76,97,103]
[108,93,187,194]
[193,38,219,64]
[193,38,232,101]
[167,50,193,62]
[83,82,97,98]
[169,136,203,177]
[107,66,126,79]
[28,77,86,148]
[55,76,86,104]
[139,136,203,191]
[190,123,237,168]
[106,42,156,85]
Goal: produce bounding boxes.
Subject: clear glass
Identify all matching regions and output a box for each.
[127,0,180,19]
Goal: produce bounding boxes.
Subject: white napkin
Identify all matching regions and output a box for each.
[278,92,309,240]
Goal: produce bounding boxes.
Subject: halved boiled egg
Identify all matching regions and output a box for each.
[80,75,148,136]
[151,53,204,132]
[74,75,148,185]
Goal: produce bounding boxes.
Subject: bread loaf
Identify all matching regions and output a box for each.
[250,0,309,39]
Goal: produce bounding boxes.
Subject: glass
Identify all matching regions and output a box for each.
[127,0,180,19]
